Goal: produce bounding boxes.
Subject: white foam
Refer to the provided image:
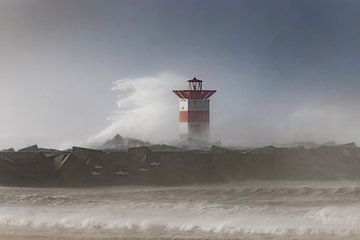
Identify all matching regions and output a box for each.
[0,202,359,237]
[1,184,360,238]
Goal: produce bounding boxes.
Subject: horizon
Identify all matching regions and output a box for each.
[2,0,360,149]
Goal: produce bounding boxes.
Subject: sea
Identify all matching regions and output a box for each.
[0,181,359,240]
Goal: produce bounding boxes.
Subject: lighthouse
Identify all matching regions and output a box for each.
[173,78,216,142]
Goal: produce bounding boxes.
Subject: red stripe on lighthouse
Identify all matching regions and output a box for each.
[179,111,209,122]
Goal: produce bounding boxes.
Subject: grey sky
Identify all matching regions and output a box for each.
[1,0,360,148]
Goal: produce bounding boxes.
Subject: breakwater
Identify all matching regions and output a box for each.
[0,143,359,187]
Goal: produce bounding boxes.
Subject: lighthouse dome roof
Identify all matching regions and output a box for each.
[187,77,203,83]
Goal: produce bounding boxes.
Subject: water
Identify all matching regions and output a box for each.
[0,181,359,239]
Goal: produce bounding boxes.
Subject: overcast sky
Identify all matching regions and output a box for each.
[1,0,360,149]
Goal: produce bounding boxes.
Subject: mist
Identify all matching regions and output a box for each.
[1,0,360,149]
[81,71,360,148]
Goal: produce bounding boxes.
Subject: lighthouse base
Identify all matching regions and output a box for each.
[180,122,209,142]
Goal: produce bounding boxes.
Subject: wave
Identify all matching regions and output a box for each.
[0,184,360,238]
[0,194,81,206]
[91,185,360,205]
[1,185,360,205]
[0,201,359,237]
[166,186,360,198]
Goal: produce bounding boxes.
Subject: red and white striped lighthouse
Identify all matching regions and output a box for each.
[173,78,216,142]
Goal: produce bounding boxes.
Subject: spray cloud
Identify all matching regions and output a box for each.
[91,73,184,144]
